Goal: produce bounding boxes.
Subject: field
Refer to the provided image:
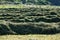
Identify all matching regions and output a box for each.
[0,4,60,40]
[0,34,60,40]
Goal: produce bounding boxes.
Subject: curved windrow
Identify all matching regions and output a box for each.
[0,8,60,35]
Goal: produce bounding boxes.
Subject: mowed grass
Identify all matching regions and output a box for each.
[0,4,60,40]
[0,4,24,8]
[0,34,60,40]
[0,4,60,9]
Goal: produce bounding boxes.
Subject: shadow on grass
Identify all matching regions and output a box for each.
[0,24,60,35]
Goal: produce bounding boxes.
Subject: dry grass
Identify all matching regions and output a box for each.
[0,34,60,40]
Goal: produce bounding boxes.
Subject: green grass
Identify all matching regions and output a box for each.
[0,4,60,9]
[0,5,60,34]
[0,4,60,39]
[0,4,24,8]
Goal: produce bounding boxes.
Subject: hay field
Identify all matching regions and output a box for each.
[0,34,60,40]
[0,4,60,40]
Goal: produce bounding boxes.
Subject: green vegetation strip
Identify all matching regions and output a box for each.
[0,4,24,8]
[0,4,60,9]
